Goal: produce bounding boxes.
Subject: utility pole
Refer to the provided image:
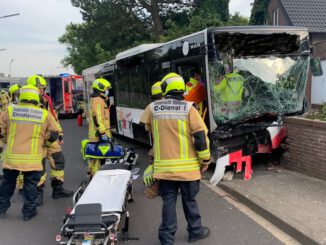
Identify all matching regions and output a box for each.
[9,59,14,77]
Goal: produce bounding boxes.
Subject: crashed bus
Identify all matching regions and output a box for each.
[83,26,321,184]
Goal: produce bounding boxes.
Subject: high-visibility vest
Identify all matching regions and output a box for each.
[142,99,210,181]
[88,96,111,142]
[2,104,50,171]
[214,73,244,102]
[185,77,199,93]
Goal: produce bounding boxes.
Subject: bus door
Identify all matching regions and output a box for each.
[62,77,73,113]
[173,59,209,124]
[99,72,116,131]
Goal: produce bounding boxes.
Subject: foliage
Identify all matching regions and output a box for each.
[305,103,326,121]
[249,0,270,25]
[59,0,249,73]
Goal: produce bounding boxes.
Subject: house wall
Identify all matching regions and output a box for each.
[311,60,326,105]
[267,0,291,25]
[282,117,326,180]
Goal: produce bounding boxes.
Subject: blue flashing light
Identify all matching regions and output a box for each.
[59,73,70,77]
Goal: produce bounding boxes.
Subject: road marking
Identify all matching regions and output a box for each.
[202,180,300,245]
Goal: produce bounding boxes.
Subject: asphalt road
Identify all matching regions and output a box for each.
[0,119,284,245]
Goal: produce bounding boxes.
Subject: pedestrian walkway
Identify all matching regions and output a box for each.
[219,163,326,245]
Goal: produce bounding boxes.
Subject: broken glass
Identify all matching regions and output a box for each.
[209,55,310,124]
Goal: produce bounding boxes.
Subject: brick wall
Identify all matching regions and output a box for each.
[282,117,326,180]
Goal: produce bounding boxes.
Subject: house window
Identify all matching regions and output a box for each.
[273,8,279,26]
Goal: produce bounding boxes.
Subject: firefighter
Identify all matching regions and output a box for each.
[26,75,73,201]
[0,90,10,111]
[88,78,112,177]
[8,84,21,104]
[213,58,244,120]
[0,85,58,221]
[141,72,211,244]
[142,81,163,198]
[185,69,201,93]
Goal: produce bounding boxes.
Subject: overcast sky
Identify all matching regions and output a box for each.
[0,0,254,77]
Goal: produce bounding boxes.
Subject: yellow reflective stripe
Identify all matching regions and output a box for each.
[4,153,43,159]
[34,125,41,154]
[155,158,198,163]
[50,170,64,178]
[154,165,200,173]
[96,104,106,132]
[3,158,42,163]
[178,119,188,159]
[157,162,199,168]
[31,125,37,154]
[84,154,119,159]
[197,149,210,159]
[8,122,16,154]
[153,119,160,160]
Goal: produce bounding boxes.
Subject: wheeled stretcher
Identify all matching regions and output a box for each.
[57,142,138,245]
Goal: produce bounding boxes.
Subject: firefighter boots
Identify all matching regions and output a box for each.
[51,179,74,199]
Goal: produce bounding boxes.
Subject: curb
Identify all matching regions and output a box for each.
[219,184,320,245]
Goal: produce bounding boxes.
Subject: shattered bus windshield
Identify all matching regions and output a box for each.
[209,32,310,124]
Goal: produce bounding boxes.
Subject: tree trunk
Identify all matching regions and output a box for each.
[148,0,164,40]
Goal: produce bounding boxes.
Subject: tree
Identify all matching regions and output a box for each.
[250,0,270,25]
[59,0,248,72]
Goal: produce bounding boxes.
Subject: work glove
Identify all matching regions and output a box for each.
[143,164,154,187]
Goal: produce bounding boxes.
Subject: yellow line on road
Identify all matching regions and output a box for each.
[202,180,300,245]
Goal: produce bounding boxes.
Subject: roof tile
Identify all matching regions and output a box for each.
[281,0,326,32]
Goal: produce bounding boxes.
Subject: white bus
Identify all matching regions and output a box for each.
[83,26,321,183]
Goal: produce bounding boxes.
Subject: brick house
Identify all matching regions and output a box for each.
[266,0,326,106]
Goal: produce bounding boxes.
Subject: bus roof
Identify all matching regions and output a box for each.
[207,25,309,34]
[116,43,164,60]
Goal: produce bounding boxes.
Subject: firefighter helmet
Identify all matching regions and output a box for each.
[92,78,111,92]
[19,85,40,104]
[151,81,163,98]
[26,75,47,89]
[9,84,21,98]
[161,73,185,96]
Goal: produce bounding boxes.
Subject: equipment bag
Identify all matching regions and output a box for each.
[81,139,123,160]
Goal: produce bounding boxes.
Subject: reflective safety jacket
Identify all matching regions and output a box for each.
[88,96,111,142]
[0,103,58,171]
[214,72,244,102]
[141,98,210,181]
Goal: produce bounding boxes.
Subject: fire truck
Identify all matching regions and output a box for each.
[44,73,84,117]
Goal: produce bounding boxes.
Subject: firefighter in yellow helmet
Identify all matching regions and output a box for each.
[26,75,73,203]
[8,84,21,105]
[87,78,112,177]
[140,72,211,244]
[0,85,59,221]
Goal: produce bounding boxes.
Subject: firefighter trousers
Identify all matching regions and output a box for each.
[158,180,204,245]
[17,142,65,190]
[0,169,42,217]
[87,159,106,177]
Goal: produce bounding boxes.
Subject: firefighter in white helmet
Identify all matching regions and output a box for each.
[141,72,211,244]
[0,85,58,221]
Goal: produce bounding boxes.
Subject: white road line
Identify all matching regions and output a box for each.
[202,180,301,245]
